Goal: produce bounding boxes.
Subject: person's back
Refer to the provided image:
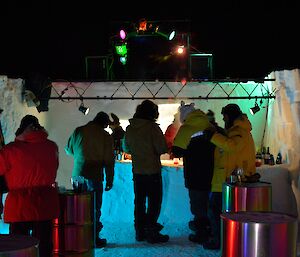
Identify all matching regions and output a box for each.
[123,100,169,244]
[66,121,113,180]
[0,114,59,257]
[65,111,114,248]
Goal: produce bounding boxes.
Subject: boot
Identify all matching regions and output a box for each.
[188,231,209,244]
[95,223,107,248]
[153,222,164,232]
[135,223,163,241]
[145,227,169,244]
[95,237,107,248]
[188,217,210,233]
[203,238,220,250]
[188,217,210,243]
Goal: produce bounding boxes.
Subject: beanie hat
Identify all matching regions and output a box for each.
[15,115,41,136]
[221,104,242,121]
[179,101,195,123]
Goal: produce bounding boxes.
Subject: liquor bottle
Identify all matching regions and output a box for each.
[269,154,275,165]
[261,147,266,164]
[276,152,282,164]
[264,147,270,165]
[255,151,262,167]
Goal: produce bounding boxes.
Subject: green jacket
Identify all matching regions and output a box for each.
[123,118,168,175]
[65,121,114,185]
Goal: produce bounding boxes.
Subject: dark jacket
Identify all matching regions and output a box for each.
[111,125,125,152]
[172,109,215,190]
[65,121,114,185]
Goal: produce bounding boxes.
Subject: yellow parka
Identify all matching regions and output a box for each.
[210,114,256,192]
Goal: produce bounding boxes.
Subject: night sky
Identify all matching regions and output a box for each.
[0,1,299,80]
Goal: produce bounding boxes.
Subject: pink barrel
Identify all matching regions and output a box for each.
[0,234,39,257]
[221,211,298,257]
[52,190,95,256]
[222,182,272,212]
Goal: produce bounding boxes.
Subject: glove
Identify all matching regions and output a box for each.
[105,183,113,191]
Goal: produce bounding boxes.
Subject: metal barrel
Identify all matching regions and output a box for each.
[221,211,298,257]
[222,182,272,212]
[0,234,39,257]
[52,190,95,256]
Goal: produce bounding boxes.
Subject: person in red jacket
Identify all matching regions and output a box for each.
[164,111,181,157]
[0,115,59,257]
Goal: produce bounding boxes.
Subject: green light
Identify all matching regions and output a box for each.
[115,44,127,56]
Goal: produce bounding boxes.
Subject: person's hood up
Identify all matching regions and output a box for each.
[183,109,211,129]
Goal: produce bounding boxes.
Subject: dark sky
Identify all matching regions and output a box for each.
[0,0,299,80]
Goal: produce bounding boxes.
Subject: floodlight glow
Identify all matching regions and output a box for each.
[177,46,185,54]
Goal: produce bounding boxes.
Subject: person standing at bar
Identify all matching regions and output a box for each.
[65,111,115,248]
[0,115,60,257]
[109,113,125,157]
[123,100,169,243]
[172,101,215,244]
[203,103,256,250]
[164,111,181,157]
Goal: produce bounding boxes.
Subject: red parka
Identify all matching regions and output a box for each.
[0,129,59,222]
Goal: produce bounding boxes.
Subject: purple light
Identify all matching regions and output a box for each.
[120,30,126,40]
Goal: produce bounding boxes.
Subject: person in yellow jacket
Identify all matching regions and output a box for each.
[203,103,256,250]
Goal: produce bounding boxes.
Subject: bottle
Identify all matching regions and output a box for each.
[264,147,270,165]
[269,154,275,165]
[276,152,282,164]
[261,147,266,164]
[255,151,262,167]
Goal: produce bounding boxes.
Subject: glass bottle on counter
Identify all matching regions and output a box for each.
[276,152,282,164]
[255,150,262,167]
[264,147,271,165]
[261,147,266,164]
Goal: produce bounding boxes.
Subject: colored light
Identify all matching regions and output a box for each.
[115,44,127,56]
[120,30,126,40]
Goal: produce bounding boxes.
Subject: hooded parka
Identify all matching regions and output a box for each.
[0,129,59,222]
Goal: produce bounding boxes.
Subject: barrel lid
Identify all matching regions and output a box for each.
[0,234,39,251]
[58,189,93,195]
[221,211,297,223]
[225,181,271,188]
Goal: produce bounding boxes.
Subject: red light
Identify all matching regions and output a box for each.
[176,46,185,55]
